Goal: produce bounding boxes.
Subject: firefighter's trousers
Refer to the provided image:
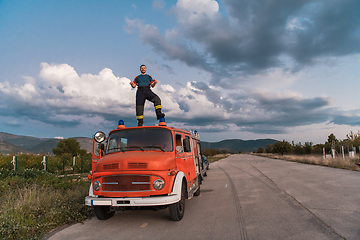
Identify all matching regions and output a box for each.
[136,86,164,126]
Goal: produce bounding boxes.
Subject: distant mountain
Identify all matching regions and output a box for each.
[0,140,31,154]
[200,138,278,153]
[74,137,93,153]
[0,132,277,155]
[28,139,62,155]
[0,132,49,149]
[0,132,92,155]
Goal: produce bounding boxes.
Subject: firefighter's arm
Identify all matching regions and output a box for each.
[150,79,158,88]
[130,80,137,88]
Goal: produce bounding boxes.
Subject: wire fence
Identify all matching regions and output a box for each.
[0,154,92,175]
[323,146,360,159]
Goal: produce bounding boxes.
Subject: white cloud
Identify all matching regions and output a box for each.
[176,0,219,19]
[0,63,355,137]
[160,84,175,93]
[39,63,135,113]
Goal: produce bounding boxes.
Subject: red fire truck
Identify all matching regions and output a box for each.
[85,119,204,221]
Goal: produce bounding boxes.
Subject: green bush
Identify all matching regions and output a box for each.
[256,147,264,153]
[0,155,92,174]
[0,155,13,169]
[17,154,43,170]
[202,148,221,156]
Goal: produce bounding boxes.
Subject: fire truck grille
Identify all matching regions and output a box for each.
[101,175,151,192]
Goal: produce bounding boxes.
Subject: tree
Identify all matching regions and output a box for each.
[272,140,292,155]
[312,144,324,154]
[265,144,273,153]
[345,130,360,141]
[345,130,360,148]
[53,138,87,157]
[324,133,338,153]
[256,147,264,153]
[327,133,338,144]
[293,142,303,155]
[303,141,313,154]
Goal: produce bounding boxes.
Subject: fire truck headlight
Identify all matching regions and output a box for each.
[93,180,101,191]
[153,179,164,190]
[94,131,106,143]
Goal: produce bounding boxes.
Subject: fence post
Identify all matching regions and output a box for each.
[342,146,344,159]
[11,156,17,171]
[42,156,47,171]
[81,156,83,173]
[73,156,76,166]
[322,148,325,159]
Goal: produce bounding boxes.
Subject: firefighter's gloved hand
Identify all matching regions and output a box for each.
[130,81,137,88]
[151,80,158,88]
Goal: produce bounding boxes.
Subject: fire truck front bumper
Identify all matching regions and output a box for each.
[85,193,180,207]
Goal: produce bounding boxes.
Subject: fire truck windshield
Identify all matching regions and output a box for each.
[106,128,173,153]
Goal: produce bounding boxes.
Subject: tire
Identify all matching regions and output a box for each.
[94,206,115,220]
[169,182,186,221]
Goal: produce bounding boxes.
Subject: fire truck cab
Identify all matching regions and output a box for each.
[85,120,204,221]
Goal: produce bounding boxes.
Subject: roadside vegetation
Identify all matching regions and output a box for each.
[202,148,232,163]
[0,138,92,174]
[0,168,93,239]
[206,154,231,163]
[253,131,360,172]
[254,153,360,172]
[0,138,93,240]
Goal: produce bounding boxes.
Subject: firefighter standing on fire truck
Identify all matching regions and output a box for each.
[130,65,165,126]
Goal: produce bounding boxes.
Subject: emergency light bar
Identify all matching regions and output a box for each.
[118,120,125,129]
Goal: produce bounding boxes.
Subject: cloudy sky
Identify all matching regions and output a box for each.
[1,0,359,144]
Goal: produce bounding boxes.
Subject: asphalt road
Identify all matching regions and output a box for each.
[45,154,360,240]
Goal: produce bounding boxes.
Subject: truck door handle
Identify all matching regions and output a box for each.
[183,158,186,160]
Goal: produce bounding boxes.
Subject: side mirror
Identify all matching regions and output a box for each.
[100,143,105,156]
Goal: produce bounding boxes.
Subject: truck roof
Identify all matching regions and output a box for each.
[109,125,200,140]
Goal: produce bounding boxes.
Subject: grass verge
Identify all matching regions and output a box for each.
[207,154,231,163]
[0,168,93,240]
[253,153,360,172]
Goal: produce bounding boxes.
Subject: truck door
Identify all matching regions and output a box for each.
[187,136,199,176]
[175,134,188,179]
[193,139,202,173]
[183,135,196,183]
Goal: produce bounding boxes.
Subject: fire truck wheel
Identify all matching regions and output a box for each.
[169,183,186,221]
[94,206,115,220]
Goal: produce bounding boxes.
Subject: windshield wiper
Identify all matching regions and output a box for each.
[108,147,125,153]
[126,146,144,151]
[143,145,165,152]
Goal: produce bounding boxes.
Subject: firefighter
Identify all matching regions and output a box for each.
[130,65,165,126]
